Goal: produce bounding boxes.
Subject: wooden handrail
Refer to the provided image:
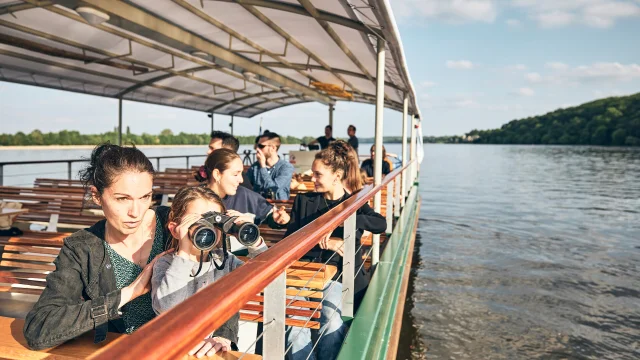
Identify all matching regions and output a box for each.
[90,160,414,360]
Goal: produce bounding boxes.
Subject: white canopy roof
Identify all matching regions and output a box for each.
[0,0,421,119]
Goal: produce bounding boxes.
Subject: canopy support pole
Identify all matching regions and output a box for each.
[118,97,123,146]
[230,115,234,136]
[401,95,408,207]
[329,104,334,128]
[410,114,417,185]
[372,36,385,268]
[211,111,214,133]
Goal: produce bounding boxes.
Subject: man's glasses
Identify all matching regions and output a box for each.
[257,143,271,149]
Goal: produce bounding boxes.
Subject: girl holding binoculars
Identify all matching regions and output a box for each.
[151,185,267,358]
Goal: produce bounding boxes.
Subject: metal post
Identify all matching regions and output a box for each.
[230,115,234,135]
[401,95,408,207]
[156,158,160,171]
[329,104,334,129]
[211,111,214,133]
[386,181,393,233]
[372,36,386,267]
[263,271,286,360]
[118,98,123,146]
[186,156,190,169]
[410,114,417,186]
[342,213,357,317]
[67,162,72,180]
[0,165,4,186]
[394,174,401,218]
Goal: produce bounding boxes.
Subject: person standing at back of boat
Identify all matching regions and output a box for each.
[195,148,289,228]
[247,132,294,200]
[205,130,252,190]
[282,140,386,360]
[307,125,336,150]
[347,124,359,154]
[23,143,172,350]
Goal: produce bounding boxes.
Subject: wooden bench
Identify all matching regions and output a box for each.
[0,186,102,231]
[153,172,200,206]
[0,236,334,330]
[0,231,68,296]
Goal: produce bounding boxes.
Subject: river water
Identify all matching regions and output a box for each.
[398,144,640,360]
[1,144,639,359]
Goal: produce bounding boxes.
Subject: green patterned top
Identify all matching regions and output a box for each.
[104,212,165,334]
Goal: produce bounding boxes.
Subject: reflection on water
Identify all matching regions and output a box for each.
[398,145,640,360]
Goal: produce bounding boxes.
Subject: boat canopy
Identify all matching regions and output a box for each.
[0,0,421,119]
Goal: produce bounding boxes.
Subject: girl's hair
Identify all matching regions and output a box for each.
[342,144,363,192]
[194,148,240,182]
[167,186,226,251]
[79,142,154,194]
[315,140,351,180]
[370,144,387,159]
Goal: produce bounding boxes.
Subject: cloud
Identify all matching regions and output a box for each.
[508,64,528,71]
[511,0,640,28]
[394,0,498,23]
[446,60,475,70]
[506,18,522,27]
[535,11,575,28]
[514,87,535,96]
[545,62,569,70]
[420,81,437,88]
[525,72,542,82]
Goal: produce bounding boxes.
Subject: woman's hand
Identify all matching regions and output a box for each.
[319,234,344,257]
[189,337,232,358]
[120,248,174,308]
[272,206,290,225]
[227,209,256,225]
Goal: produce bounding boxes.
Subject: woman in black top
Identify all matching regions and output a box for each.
[284,141,386,360]
[360,144,391,177]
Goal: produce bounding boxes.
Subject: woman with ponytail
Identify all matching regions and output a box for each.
[197,148,289,228]
[24,143,172,350]
[283,140,386,360]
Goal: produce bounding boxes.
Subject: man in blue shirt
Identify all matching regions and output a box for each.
[247,132,295,200]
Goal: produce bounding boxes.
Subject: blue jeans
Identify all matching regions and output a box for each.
[286,281,347,360]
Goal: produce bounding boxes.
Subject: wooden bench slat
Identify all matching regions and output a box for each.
[2,253,57,263]
[0,261,55,271]
[247,295,322,310]
[241,303,320,319]
[0,286,43,296]
[3,245,61,255]
[0,271,48,279]
[0,277,46,288]
[239,313,320,330]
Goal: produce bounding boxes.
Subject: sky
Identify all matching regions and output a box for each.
[1,0,639,137]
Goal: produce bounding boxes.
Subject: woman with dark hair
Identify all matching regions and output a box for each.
[284,141,386,360]
[196,148,289,228]
[360,144,391,177]
[23,143,172,350]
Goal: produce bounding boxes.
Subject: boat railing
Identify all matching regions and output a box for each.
[89,159,418,360]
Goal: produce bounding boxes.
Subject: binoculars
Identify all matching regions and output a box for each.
[188,211,260,251]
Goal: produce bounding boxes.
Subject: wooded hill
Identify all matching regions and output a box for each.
[467,93,640,146]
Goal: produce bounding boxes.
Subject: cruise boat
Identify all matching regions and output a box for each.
[0,1,423,359]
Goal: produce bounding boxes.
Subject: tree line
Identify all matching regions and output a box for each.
[0,127,455,146]
[0,127,318,146]
[466,93,640,146]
